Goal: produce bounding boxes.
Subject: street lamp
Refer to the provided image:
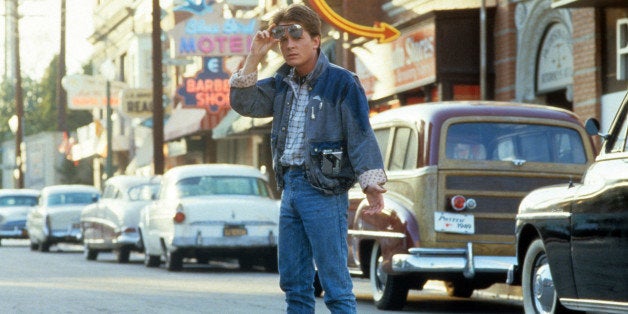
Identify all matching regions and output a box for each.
[100,60,115,180]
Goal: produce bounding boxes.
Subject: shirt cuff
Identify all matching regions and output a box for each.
[229,69,258,88]
[358,169,387,191]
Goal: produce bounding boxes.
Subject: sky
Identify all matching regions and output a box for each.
[1,0,94,81]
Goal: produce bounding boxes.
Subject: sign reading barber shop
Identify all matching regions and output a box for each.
[168,0,258,57]
[177,57,230,116]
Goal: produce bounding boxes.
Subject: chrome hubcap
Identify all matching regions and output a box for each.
[376,255,387,292]
[532,262,555,314]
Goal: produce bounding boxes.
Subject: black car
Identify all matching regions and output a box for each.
[510,93,628,314]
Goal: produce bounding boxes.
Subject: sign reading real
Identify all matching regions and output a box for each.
[121,88,153,118]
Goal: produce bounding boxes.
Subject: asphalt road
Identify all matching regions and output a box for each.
[0,239,523,313]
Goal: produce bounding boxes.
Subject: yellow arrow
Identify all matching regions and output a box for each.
[309,0,400,43]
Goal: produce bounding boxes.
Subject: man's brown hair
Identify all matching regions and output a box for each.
[271,3,321,38]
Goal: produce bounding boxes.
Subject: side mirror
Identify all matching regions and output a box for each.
[584,118,600,136]
[584,118,611,140]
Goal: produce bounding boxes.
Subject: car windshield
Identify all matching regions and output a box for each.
[128,183,160,201]
[446,122,587,164]
[174,176,270,198]
[46,192,98,205]
[0,195,38,206]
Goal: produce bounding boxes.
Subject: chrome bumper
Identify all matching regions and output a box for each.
[172,230,277,248]
[391,242,516,279]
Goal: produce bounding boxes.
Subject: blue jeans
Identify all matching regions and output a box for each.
[279,169,356,314]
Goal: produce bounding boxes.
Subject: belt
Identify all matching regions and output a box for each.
[283,165,304,172]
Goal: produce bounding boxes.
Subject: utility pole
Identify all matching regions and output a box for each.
[56,0,67,133]
[12,0,24,188]
[152,0,164,175]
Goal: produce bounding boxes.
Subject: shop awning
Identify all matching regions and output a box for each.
[552,0,628,8]
[212,109,273,140]
[163,107,208,141]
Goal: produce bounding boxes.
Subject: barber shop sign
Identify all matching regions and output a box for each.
[177,57,230,117]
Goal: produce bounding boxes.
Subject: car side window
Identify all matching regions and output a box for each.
[374,128,390,167]
[389,127,417,170]
[102,185,116,199]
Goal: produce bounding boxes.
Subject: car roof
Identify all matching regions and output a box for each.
[163,164,267,182]
[104,175,160,190]
[0,189,40,197]
[370,101,583,127]
[40,184,100,195]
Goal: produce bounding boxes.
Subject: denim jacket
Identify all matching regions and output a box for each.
[230,53,384,194]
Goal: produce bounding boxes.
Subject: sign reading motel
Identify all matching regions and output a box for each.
[168,4,258,57]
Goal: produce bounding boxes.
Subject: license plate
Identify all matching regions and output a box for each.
[434,212,475,234]
[223,225,247,237]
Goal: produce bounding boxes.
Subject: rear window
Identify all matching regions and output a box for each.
[46,192,98,205]
[0,196,38,206]
[446,122,587,164]
[174,176,271,198]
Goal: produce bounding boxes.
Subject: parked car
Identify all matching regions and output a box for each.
[345,101,596,310]
[0,189,40,245]
[80,175,161,263]
[26,185,100,252]
[139,164,280,271]
[511,93,628,314]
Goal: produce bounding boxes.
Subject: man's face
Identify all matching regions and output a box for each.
[273,22,320,75]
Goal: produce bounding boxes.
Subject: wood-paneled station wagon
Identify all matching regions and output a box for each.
[346,101,596,310]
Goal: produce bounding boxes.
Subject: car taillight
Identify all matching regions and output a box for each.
[450,195,467,211]
[450,195,477,212]
[173,205,185,223]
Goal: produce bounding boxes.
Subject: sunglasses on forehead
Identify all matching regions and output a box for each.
[271,24,304,40]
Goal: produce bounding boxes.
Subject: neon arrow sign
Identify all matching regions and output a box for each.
[309,0,400,43]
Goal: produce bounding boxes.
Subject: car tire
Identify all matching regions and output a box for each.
[239,258,254,271]
[264,252,278,273]
[38,240,50,253]
[84,244,98,261]
[165,249,183,271]
[370,242,409,310]
[29,241,39,251]
[144,253,161,268]
[445,280,474,298]
[116,247,131,263]
[522,239,577,314]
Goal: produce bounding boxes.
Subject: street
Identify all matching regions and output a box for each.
[0,240,523,313]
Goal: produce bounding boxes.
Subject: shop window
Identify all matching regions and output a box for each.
[617,18,628,80]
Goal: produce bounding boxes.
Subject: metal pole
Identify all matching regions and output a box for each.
[12,0,24,188]
[480,0,487,100]
[106,80,113,179]
[152,0,164,175]
[57,0,67,133]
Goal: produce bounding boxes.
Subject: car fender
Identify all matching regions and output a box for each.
[351,192,420,274]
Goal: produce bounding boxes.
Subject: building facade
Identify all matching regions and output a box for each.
[72,0,627,187]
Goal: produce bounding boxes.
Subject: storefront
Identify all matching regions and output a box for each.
[353,9,495,111]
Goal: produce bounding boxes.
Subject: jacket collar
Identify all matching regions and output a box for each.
[275,51,329,85]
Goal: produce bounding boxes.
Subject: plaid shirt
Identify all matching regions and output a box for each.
[280,69,309,166]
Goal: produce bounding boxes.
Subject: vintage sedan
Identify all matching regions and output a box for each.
[511,93,628,313]
[26,185,100,252]
[80,175,160,263]
[345,101,596,310]
[139,164,280,271]
[0,189,40,245]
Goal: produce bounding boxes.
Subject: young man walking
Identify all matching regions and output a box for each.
[229,4,386,313]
